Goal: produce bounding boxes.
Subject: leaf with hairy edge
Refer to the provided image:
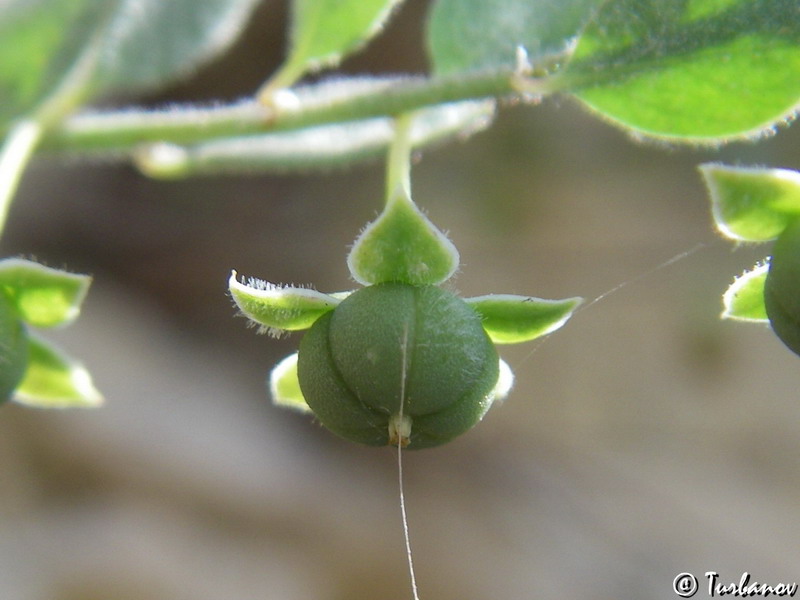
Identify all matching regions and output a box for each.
[427,0,602,76]
[559,0,800,142]
[722,264,769,322]
[0,258,91,328]
[264,0,404,92]
[466,294,582,344]
[229,271,343,335]
[701,164,800,242]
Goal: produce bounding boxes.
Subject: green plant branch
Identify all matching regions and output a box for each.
[386,113,414,199]
[0,121,44,235]
[41,68,555,156]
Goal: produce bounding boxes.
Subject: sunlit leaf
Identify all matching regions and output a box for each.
[466,294,582,344]
[269,352,311,412]
[265,0,403,92]
[560,0,800,141]
[13,334,102,408]
[427,0,601,75]
[229,271,342,336]
[701,164,800,242]
[722,263,769,321]
[0,258,91,327]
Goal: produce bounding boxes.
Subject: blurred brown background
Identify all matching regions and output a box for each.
[2,1,800,599]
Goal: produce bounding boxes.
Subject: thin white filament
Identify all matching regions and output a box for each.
[514,242,711,369]
[397,321,421,600]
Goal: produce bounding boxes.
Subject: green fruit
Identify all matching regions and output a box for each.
[0,292,28,403]
[765,218,800,356]
[297,282,500,449]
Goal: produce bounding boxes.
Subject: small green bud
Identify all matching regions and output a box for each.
[0,293,28,403]
[765,218,800,356]
[297,282,499,449]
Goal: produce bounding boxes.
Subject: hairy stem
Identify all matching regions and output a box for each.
[41,69,555,156]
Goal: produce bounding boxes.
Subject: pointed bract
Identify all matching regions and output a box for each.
[269,353,311,412]
[491,358,514,403]
[347,186,459,285]
[0,258,91,328]
[701,164,800,242]
[13,335,102,408]
[466,294,582,344]
[722,263,769,322]
[229,271,342,336]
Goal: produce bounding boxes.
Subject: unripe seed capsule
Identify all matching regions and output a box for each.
[297,282,499,449]
[0,293,28,403]
[765,218,800,356]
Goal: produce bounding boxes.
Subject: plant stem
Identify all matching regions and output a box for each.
[0,121,43,235]
[386,113,414,200]
[42,69,552,155]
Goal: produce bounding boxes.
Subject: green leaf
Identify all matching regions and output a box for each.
[13,334,102,408]
[427,0,602,76]
[346,185,460,286]
[264,0,404,92]
[0,258,91,328]
[269,353,311,412]
[91,0,262,97]
[0,0,261,129]
[701,164,800,242]
[559,0,800,142]
[0,0,99,127]
[466,294,582,344]
[722,263,769,322]
[229,271,342,336]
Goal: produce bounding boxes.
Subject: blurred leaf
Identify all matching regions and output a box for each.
[722,263,769,321]
[0,0,100,127]
[269,353,311,412]
[92,0,262,96]
[0,0,262,129]
[0,258,91,328]
[13,334,102,408]
[266,0,404,91]
[466,294,582,344]
[560,0,800,141]
[427,0,601,75]
[701,164,800,242]
[229,271,341,336]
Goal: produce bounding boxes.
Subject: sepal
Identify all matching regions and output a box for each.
[269,352,311,412]
[466,294,582,344]
[721,263,769,322]
[491,358,514,403]
[13,334,103,408]
[229,271,343,336]
[346,185,459,286]
[0,258,91,328]
[701,164,800,242]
